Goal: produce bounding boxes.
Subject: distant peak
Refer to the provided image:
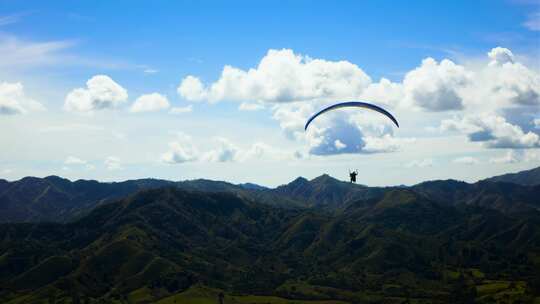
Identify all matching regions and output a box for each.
[293,176,308,182]
[311,174,340,183]
[287,176,309,186]
[45,175,71,182]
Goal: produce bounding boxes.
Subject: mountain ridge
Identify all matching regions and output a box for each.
[1,166,539,223]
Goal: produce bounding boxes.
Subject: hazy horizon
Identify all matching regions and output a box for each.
[1,1,539,187]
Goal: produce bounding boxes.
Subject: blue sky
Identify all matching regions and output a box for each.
[0,0,539,186]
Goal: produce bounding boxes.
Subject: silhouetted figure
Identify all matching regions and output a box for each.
[349,170,358,183]
[218,292,225,304]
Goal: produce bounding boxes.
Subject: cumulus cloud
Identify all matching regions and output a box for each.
[169,105,193,114]
[453,156,479,165]
[161,134,291,164]
[271,101,409,156]
[178,49,371,103]
[177,75,207,101]
[201,138,240,162]
[161,133,198,164]
[307,117,366,155]
[488,47,515,66]
[0,82,45,115]
[441,114,540,149]
[104,156,122,170]
[363,134,415,153]
[64,75,128,112]
[130,93,170,113]
[177,46,539,158]
[360,78,403,109]
[484,60,540,107]
[403,58,471,111]
[271,102,315,140]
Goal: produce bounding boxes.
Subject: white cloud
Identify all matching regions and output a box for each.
[64,156,87,165]
[161,133,291,164]
[306,116,367,155]
[177,75,208,101]
[161,133,198,164]
[239,142,289,161]
[453,156,479,165]
[104,156,122,170]
[334,139,346,150]
[271,102,315,140]
[177,47,539,159]
[0,82,45,115]
[474,52,540,108]
[405,158,434,168]
[202,138,240,162]
[178,49,371,103]
[239,102,264,111]
[360,78,403,109]
[130,93,170,113]
[363,135,415,154]
[271,101,407,156]
[535,118,540,128]
[441,114,540,149]
[488,47,515,66]
[169,105,193,114]
[64,75,128,113]
[403,57,471,111]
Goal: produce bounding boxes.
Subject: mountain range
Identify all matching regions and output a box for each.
[0,167,539,303]
[1,167,539,223]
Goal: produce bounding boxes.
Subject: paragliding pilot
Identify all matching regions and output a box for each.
[349,170,358,183]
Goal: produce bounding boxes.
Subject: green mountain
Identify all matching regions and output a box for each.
[0,176,175,222]
[484,166,540,186]
[3,167,540,224]
[1,186,539,303]
[271,174,388,208]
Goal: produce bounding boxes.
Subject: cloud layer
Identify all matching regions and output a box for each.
[177,47,539,157]
[161,133,290,164]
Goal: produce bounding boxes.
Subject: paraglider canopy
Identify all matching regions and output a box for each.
[304,101,399,131]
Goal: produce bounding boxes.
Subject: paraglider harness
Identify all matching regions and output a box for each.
[349,170,358,183]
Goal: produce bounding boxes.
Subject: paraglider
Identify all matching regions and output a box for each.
[304,101,399,131]
[349,170,358,183]
[304,101,399,183]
